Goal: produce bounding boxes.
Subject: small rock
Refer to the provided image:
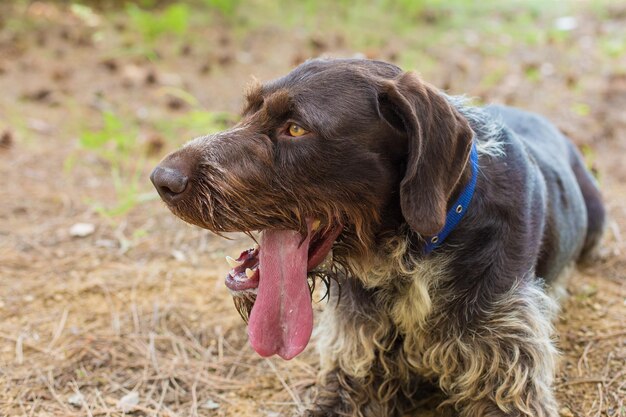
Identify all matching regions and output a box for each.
[559,406,574,417]
[68,392,84,407]
[158,72,182,87]
[70,223,95,238]
[121,64,145,85]
[117,391,139,413]
[27,118,54,135]
[171,250,186,262]
[201,399,220,410]
[554,16,577,31]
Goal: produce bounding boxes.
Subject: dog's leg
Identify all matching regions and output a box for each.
[412,279,559,417]
[305,280,422,417]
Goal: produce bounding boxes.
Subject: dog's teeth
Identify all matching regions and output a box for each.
[226,256,243,268]
[245,268,255,279]
[312,219,321,231]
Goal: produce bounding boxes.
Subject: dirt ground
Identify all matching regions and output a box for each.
[0,1,624,416]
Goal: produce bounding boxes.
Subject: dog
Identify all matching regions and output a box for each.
[151,59,605,417]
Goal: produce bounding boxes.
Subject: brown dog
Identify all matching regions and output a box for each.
[151,59,605,416]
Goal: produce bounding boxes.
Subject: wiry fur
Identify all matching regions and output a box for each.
[449,96,506,159]
[151,59,606,417]
[314,230,559,417]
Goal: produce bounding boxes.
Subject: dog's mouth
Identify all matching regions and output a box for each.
[224,218,342,360]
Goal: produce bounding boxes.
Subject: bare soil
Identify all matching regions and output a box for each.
[0,2,624,416]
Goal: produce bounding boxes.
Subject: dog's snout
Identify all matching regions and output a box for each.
[151,165,189,202]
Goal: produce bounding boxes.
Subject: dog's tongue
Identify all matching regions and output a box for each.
[248,228,313,360]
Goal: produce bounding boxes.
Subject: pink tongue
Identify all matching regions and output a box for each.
[248,228,313,360]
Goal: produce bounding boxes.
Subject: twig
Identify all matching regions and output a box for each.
[555,377,607,388]
[594,383,604,417]
[593,331,626,341]
[154,380,168,416]
[0,333,59,359]
[265,358,304,413]
[190,376,199,417]
[226,348,247,379]
[577,341,594,377]
[148,332,160,374]
[41,370,72,414]
[15,333,23,365]
[606,370,626,387]
[93,389,111,417]
[70,380,94,417]
[47,307,69,350]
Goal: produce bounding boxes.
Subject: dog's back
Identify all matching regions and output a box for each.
[485,105,605,280]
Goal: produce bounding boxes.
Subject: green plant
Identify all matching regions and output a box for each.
[169,110,238,133]
[524,65,541,82]
[601,38,626,59]
[76,111,155,218]
[201,0,240,17]
[571,102,590,117]
[79,111,135,156]
[126,3,190,43]
[71,103,238,219]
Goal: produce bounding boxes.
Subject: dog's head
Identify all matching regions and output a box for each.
[151,59,472,359]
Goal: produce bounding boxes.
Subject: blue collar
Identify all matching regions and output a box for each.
[423,142,478,254]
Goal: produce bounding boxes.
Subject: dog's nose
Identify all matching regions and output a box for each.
[150,166,189,202]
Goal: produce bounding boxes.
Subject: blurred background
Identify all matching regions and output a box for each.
[0,1,624,416]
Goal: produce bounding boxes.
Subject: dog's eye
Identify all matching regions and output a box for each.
[287,123,308,137]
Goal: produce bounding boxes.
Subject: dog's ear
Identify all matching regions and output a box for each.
[378,72,473,236]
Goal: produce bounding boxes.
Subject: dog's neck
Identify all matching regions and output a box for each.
[423,142,479,254]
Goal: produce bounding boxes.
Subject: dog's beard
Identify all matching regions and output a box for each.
[232,291,256,323]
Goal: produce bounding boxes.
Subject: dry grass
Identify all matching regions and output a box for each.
[0,1,625,416]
